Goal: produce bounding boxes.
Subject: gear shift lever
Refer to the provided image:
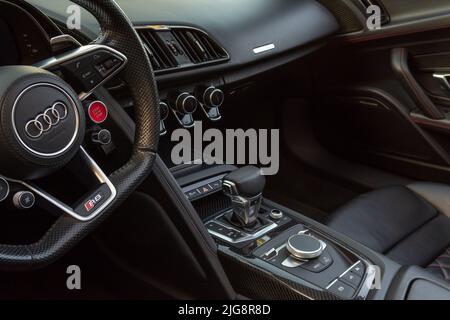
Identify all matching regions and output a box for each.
[223,166,266,227]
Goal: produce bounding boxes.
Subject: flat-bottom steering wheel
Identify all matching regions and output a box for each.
[0,0,159,269]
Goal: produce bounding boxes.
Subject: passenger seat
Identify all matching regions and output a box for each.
[327,183,450,283]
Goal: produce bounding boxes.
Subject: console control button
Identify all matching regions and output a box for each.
[227,230,244,240]
[328,280,355,299]
[340,271,362,288]
[319,251,334,267]
[186,189,201,200]
[301,260,326,273]
[199,185,213,194]
[13,191,35,210]
[287,234,325,260]
[205,222,244,240]
[206,222,232,235]
[269,209,283,220]
[209,180,222,190]
[263,248,278,260]
[281,256,304,268]
[205,222,224,233]
[0,178,10,202]
[350,261,365,277]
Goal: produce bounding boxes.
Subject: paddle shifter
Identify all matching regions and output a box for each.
[223,166,266,228]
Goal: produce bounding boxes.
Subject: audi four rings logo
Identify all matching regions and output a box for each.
[25,102,68,138]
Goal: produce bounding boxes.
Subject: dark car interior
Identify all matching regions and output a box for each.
[0,0,449,300]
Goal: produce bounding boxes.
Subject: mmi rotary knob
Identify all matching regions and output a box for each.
[286,233,325,260]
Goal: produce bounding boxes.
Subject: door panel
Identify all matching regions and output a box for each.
[309,0,450,183]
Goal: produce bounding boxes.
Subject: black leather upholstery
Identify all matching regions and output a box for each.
[327,185,450,282]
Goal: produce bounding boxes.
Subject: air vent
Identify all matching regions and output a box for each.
[137,29,178,71]
[136,26,229,73]
[172,28,228,64]
[359,0,390,25]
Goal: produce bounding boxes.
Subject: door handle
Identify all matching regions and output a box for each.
[433,73,450,91]
[391,48,445,120]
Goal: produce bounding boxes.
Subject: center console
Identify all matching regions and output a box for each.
[175,165,380,300]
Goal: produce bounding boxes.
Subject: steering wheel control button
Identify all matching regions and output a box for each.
[81,73,102,91]
[91,129,112,145]
[328,280,356,299]
[287,234,325,260]
[13,191,35,210]
[0,178,10,202]
[269,209,283,220]
[61,50,125,93]
[88,101,108,124]
[95,56,124,78]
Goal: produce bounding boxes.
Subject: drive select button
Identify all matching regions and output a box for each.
[328,280,355,299]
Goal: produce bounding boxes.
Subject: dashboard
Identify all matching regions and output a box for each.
[26,0,339,82]
[0,0,339,136]
[0,1,53,66]
[0,18,19,65]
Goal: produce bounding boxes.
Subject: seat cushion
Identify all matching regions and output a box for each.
[327,186,450,269]
[386,215,450,266]
[328,186,438,253]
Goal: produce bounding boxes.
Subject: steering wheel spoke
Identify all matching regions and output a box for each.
[2,146,117,222]
[34,43,127,101]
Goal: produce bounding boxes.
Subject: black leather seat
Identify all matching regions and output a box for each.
[327,183,450,283]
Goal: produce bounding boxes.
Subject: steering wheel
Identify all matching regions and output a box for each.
[0,0,159,269]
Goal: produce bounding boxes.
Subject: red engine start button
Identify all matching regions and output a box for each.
[88,101,108,124]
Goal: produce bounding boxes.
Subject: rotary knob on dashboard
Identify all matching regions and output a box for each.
[168,91,198,114]
[196,86,225,109]
[159,101,170,121]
